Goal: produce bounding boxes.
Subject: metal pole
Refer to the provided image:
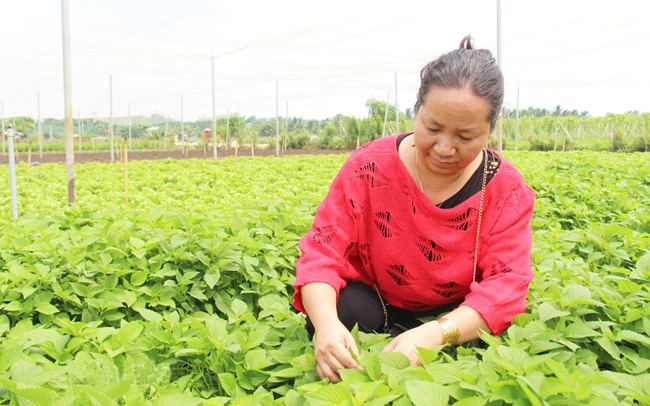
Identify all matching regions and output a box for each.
[495,0,503,154]
[128,103,132,151]
[382,90,390,137]
[515,87,520,151]
[212,56,217,159]
[110,74,114,161]
[284,101,288,150]
[276,81,279,156]
[37,92,43,158]
[61,0,75,204]
[2,100,5,153]
[78,110,82,151]
[395,73,399,134]
[181,95,184,155]
[7,126,18,219]
[226,107,230,150]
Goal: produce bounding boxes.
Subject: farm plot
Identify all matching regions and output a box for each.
[0,151,649,405]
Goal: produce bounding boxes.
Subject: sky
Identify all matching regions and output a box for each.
[1,0,650,123]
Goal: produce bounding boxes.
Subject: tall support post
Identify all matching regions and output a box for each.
[164,114,169,150]
[284,101,288,150]
[226,107,230,150]
[128,103,132,151]
[78,111,82,151]
[275,81,279,156]
[211,56,217,159]
[110,74,114,161]
[6,125,18,219]
[61,0,75,204]
[395,73,399,134]
[1,100,4,153]
[37,92,43,158]
[515,87,520,151]
[495,0,503,154]
[180,95,185,156]
[382,90,390,137]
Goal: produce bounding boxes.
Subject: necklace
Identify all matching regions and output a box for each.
[414,151,465,206]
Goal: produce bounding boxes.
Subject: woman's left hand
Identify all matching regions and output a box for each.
[381,322,443,366]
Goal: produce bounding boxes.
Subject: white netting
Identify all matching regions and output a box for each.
[2,0,649,122]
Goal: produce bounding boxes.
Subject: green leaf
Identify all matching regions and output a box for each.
[116,322,143,345]
[0,315,9,336]
[379,351,410,371]
[305,384,354,405]
[130,271,148,286]
[617,280,641,293]
[129,237,146,250]
[405,380,448,406]
[218,373,237,397]
[2,301,25,312]
[537,302,570,322]
[562,283,592,303]
[348,346,361,365]
[189,288,208,301]
[153,392,204,406]
[563,322,599,339]
[75,385,115,406]
[245,349,273,371]
[231,299,248,317]
[632,254,650,277]
[134,307,163,322]
[204,272,220,289]
[13,387,61,406]
[365,352,382,381]
[595,336,621,360]
[618,330,650,346]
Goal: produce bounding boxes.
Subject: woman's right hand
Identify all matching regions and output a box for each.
[313,320,362,383]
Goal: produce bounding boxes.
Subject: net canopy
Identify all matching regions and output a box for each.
[2,0,649,122]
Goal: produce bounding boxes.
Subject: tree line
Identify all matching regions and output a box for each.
[3,102,648,152]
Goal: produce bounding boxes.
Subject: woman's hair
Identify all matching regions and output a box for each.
[414,35,504,129]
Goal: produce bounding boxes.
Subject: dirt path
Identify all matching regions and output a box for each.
[0,148,353,165]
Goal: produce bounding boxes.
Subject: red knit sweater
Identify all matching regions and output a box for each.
[293,135,536,335]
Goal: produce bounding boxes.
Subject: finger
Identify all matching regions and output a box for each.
[382,339,397,353]
[316,363,325,381]
[333,346,360,370]
[319,363,341,383]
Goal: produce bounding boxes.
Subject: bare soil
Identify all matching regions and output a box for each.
[0,148,353,165]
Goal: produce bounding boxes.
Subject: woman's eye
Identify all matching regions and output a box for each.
[428,128,440,133]
[458,134,471,141]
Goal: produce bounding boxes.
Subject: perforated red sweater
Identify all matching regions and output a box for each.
[293,136,536,335]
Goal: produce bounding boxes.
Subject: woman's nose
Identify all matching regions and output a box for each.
[433,136,456,157]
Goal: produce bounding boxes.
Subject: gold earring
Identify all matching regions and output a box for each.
[410,141,416,147]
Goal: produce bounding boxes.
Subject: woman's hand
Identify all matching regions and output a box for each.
[381,322,442,366]
[313,320,362,382]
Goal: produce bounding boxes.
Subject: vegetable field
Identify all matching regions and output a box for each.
[0,151,649,405]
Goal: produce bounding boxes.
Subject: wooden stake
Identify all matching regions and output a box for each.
[234,144,238,172]
[551,128,559,162]
[124,140,128,206]
[27,142,32,182]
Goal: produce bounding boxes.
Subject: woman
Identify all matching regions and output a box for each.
[293,36,536,383]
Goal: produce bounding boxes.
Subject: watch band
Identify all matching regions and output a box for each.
[436,317,460,345]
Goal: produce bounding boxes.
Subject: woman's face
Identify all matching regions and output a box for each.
[413,86,493,177]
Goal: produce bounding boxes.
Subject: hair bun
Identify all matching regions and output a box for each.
[459,35,474,50]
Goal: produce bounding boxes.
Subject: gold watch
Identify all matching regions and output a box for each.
[436,317,460,345]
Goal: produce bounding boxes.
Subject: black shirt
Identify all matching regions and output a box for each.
[396,133,500,209]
